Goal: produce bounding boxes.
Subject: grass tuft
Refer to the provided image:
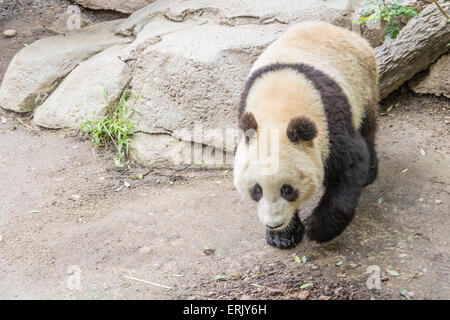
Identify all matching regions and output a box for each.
[81,88,139,167]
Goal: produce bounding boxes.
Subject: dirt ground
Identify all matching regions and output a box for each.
[0,1,449,300]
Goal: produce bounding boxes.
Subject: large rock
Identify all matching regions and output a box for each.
[131,133,234,168]
[376,2,450,98]
[116,0,352,36]
[33,44,134,128]
[129,23,286,152]
[74,0,156,14]
[409,53,450,98]
[0,20,131,113]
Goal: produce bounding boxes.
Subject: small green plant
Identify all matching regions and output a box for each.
[81,88,138,167]
[357,0,418,40]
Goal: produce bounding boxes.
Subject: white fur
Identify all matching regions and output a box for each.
[234,129,323,229]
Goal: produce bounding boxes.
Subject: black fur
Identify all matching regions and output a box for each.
[266,213,304,249]
[240,63,377,246]
[249,183,263,202]
[240,111,258,132]
[280,184,299,202]
[240,112,258,144]
[286,116,318,143]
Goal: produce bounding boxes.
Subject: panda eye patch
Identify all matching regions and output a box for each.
[249,183,263,201]
[280,184,298,202]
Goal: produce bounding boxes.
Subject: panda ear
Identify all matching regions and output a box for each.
[240,112,258,143]
[286,116,317,143]
[240,112,258,132]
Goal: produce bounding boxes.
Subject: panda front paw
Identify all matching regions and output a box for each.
[266,214,304,249]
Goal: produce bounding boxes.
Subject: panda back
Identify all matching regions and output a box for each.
[251,21,378,129]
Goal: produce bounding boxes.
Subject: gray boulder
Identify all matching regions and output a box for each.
[34,44,134,128]
[0,20,131,113]
[409,53,450,98]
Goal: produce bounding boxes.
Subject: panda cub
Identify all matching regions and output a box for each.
[234,21,379,249]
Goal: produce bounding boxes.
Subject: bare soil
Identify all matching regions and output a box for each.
[0,0,449,300]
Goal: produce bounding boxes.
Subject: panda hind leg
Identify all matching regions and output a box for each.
[266,214,305,249]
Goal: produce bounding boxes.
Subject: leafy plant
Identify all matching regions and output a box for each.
[357,0,418,40]
[81,88,138,167]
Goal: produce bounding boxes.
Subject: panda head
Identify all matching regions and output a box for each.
[234,111,323,230]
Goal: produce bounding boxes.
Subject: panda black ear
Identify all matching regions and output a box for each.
[286,116,317,143]
[240,112,258,132]
[240,112,258,143]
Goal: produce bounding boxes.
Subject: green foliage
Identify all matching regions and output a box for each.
[357,0,418,40]
[81,88,138,167]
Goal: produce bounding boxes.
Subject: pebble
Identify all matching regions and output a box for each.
[240,294,251,300]
[318,295,331,300]
[435,199,442,204]
[3,29,17,37]
[139,246,152,254]
[418,197,424,203]
[70,194,81,201]
[298,290,310,300]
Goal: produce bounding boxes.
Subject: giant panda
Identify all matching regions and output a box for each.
[233,21,379,249]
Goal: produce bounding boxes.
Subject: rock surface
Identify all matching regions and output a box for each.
[376,2,450,98]
[409,53,450,98]
[116,0,352,36]
[74,0,156,14]
[0,20,131,112]
[130,23,286,152]
[131,133,234,168]
[33,44,134,128]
